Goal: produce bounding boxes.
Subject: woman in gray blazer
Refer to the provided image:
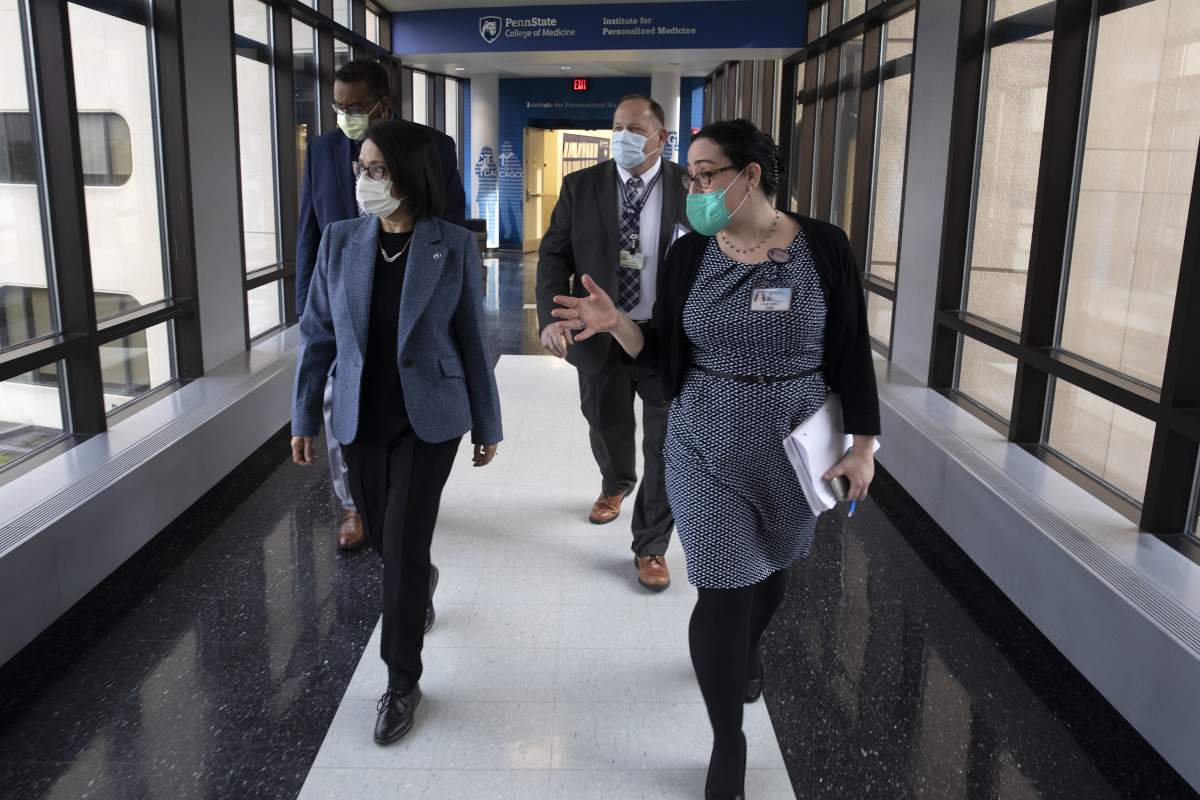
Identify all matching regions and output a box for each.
[291,120,502,745]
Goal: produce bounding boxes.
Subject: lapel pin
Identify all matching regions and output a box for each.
[433,253,442,260]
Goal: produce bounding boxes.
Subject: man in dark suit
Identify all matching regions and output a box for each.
[536,94,690,591]
[296,58,465,551]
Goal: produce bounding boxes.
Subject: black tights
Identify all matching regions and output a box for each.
[688,568,790,794]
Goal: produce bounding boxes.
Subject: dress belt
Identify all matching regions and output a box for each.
[693,364,823,385]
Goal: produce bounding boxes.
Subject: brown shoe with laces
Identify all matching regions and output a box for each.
[636,555,671,591]
[589,491,626,524]
[337,510,365,549]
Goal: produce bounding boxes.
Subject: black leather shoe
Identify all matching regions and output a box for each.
[744,664,763,703]
[374,684,421,745]
[425,564,440,633]
[704,731,746,800]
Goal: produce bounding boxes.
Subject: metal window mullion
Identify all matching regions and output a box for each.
[26,0,106,434]
[1141,128,1200,532]
[271,3,298,323]
[815,48,839,223]
[795,54,819,216]
[152,0,203,379]
[849,21,882,270]
[928,0,989,390]
[774,57,798,212]
[351,0,364,36]
[1009,0,1093,445]
[433,73,446,133]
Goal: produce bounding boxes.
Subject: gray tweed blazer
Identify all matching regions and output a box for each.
[292,215,503,446]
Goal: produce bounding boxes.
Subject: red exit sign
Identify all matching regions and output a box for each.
[573,78,588,91]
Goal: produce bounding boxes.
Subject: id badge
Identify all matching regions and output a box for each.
[620,250,645,270]
[750,285,792,312]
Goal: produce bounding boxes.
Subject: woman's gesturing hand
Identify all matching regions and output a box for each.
[821,435,876,502]
[551,274,623,341]
[473,444,498,467]
[292,436,316,466]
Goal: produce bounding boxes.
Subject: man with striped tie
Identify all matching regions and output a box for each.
[536,94,690,591]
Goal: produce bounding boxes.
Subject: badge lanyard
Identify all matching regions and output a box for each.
[619,168,663,271]
[750,247,793,312]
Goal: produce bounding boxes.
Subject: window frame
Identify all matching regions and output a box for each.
[926,0,1200,534]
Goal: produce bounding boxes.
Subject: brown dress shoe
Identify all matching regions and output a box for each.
[338,510,365,549]
[636,555,671,591]
[589,491,626,525]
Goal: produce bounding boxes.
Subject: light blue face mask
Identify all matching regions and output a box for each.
[610,128,662,170]
[685,167,749,236]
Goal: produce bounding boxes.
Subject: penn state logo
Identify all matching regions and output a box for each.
[479,16,502,43]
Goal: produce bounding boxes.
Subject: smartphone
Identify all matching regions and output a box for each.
[829,475,850,503]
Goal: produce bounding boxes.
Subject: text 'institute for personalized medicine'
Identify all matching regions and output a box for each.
[480,16,695,40]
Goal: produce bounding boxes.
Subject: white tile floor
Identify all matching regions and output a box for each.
[298,356,796,800]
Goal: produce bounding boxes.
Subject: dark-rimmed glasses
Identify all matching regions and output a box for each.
[679,166,737,190]
[352,162,388,180]
[331,98,382,118]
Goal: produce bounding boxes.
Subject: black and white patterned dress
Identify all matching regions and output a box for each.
[664,229,828,589]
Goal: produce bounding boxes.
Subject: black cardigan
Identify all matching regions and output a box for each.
[629,212,881,436]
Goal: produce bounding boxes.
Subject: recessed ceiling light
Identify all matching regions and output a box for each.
[454,67,466,71]
[560,66,573,71]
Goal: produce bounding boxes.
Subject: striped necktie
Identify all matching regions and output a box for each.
[617,175,643,312]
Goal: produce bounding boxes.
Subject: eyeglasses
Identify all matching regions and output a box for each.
[679,166,737,190]
[352,161,388,180]
[331,98,382,118]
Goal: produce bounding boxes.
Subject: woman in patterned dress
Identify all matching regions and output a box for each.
[551,120,880,800]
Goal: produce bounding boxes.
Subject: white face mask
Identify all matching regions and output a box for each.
[356,174,402,218]
[610,128,661,170]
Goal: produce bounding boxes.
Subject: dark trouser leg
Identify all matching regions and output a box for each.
[577,343,638,499]
[747,568,789,679]
[690,584,755,794]
[629,363,673,557]
[343,414,460,693]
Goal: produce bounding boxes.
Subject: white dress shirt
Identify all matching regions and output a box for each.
[616,156,663,322]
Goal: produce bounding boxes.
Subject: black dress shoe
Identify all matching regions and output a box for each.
[744,664,763,703]
[425,564,440,633]
[374,684,421,745]
[705,731,746,800]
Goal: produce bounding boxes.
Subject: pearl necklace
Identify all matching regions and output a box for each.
[720,211,779,255]
[379,234,412,263]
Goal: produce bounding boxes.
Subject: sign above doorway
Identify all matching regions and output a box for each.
[392,0,805,54]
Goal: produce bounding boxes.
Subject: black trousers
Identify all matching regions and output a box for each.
[342,410,460,693]
[577,339,673,557]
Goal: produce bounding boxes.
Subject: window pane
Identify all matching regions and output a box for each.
[293,19,317,206]
[867,11,915,283]
[333,0,350,29]
[235,0,279,272]
[1059,0,1200,387]
[787,61,805,214]
[965,11,1053,332]
[69,3,168,315]
[957,336,1017,421]
[100,320,174,413]
[247,280,282,339]
[366,9,380,45]
[867,291,893,348]
[334,39,350,70]
[234,0,268,41]
[830,36,863,232]
[1047,379,1154,501]
[412,71,428,126]
[0,365,66,467]
[0,0,55,348]
[845,0,866,23]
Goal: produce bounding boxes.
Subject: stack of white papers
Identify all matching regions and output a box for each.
[783,393,880,514]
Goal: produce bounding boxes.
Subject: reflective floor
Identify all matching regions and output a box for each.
[0,249,1195,799]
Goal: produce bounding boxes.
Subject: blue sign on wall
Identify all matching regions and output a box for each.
[392,0,804,54]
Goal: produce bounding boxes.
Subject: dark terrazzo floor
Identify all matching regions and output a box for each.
[0,249,1195,799]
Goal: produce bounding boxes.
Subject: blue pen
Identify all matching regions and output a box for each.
[848,500,856,517]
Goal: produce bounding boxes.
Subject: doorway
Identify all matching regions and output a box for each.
[522,128,612,252]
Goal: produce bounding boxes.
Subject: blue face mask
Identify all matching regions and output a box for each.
[611,128,661,170]
[685,167,749,236]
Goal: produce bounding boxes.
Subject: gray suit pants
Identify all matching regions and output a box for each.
[577,341,673,557]
[324,377,356,511]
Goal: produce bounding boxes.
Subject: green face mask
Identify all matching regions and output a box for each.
[685,167,748,236]
[337,113,370,141]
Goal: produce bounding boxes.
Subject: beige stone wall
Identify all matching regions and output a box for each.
[958,336,1016,420]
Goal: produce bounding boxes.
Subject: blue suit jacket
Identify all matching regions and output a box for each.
[296,124,466,316]
[291,216,502,447]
